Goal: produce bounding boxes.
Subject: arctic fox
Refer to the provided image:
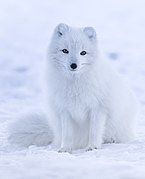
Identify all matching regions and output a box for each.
[9,23,139,152]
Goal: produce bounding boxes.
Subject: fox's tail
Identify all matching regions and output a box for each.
[8,112,53,147]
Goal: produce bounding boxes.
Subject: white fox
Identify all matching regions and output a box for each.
[9,23,139,152]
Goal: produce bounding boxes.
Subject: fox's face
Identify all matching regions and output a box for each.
[49,23,98,77]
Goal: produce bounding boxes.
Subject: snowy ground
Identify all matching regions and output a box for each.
[0,0,145,178]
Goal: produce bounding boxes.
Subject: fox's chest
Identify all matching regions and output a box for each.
[54,85,98,121]
[60,96,90,122]
[49,75,103,120]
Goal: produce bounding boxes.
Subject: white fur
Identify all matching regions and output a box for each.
[9,23,139,151]
[47,23,139,152]
[8,112,53,147]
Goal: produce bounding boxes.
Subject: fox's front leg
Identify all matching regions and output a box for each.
[86,109,106,151]
[58,113,74,153]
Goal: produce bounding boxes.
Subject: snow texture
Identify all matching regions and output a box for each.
[0,0,145,178]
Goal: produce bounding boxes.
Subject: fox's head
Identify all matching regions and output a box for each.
[48,23,98,77]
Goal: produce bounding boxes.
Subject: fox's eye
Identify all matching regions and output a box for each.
[62,49,69,54]
[80,51,87,55]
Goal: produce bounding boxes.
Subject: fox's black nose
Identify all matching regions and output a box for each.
[70,63,77,70]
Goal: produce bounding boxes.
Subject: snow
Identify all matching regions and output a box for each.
[0,0,145,178]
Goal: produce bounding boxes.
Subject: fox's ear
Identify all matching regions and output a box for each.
[83,27,96,41]
[55,23,69,37]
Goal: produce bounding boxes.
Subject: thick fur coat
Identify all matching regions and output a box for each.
[9,24,139,152]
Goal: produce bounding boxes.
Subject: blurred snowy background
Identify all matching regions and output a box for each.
[0,0,145,178]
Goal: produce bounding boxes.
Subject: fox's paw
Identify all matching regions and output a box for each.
[85,146,98,152]
[58,147,72,153]
[85,143,102,152]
